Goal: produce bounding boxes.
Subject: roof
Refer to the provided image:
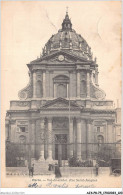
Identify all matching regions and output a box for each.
[41,12,93,61]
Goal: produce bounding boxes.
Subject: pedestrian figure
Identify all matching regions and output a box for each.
[54,163,62,178]
[48,164,53,171]
[95,162,99,176]
[29,164,34,177]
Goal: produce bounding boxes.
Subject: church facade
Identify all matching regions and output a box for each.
[5,12,121,166]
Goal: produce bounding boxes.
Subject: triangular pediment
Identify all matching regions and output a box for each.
[41,97,81,110]
[29,50,92,65]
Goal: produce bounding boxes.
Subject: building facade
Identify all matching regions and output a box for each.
[5,12,121,166]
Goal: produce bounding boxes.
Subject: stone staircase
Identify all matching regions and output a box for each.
[32,159,55,176]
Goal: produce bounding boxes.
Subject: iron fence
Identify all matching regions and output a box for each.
[6,140,121,167]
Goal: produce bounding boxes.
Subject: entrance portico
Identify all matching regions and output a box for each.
[37,97,83,162]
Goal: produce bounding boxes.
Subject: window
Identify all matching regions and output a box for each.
[97,126,103,133]
[20,127,26,132]
[17,126,28,133]
[57,84,67,98]
[53,75,69,98]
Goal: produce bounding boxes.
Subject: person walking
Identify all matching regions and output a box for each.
[95,162,99,176]
[54,163,62,178]
[29,164,34,177]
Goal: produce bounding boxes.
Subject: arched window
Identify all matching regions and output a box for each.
[53,75,69,98]
[36,80,42,98]
[97,135,104,144]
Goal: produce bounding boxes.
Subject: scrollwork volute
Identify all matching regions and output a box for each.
[90,71,106,100]
[18,72,33,100]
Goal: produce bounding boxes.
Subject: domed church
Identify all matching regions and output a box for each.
[5,11,121,167]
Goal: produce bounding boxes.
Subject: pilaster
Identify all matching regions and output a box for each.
[39,118,45,161]
[86,119,93,159]
[29,119,36,159]
[69,117,74,157]
[86,71,90,98]
[107,119,115,143]
[77,70,80,98]
[43,70,46,98]
[76,117,81,159]
[47,117,53,161]
[33,70,37,98]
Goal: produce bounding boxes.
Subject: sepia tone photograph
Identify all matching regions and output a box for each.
[1,1,122,189]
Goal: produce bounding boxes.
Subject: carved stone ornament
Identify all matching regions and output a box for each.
[54,134,67,144]
[50,102,68,108]
[93,101,104,106]
[49,55,75,63]
[90,73,106,100]
[17,101,30,107]
[95,91,105,100]
[37,74,42,80]
[10,119,16,124]
[18,76,33,100]
[53,117,69,129]
[58,55,64,61]
[18,91,27,100]
[17,120,28,125]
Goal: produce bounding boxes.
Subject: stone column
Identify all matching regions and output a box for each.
[29,119,36,164]
[43,71,46,98]
[39,118,45,161]
[69,117,74,157]
[76,118,81,159]
[54,83,56,98]
[81,119,86,159]
[86,119,92,159]
[87,71,90,98]
[33,70,37,98]
[107,119,114,143]
[47,117,53,161]
[67,83,69,98]
[77,71,80,98]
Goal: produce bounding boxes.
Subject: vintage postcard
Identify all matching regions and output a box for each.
[1,1,122,190]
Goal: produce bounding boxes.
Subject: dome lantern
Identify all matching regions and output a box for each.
[62,10,72,31]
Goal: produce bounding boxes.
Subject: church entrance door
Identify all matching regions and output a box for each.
[55,134,67,160]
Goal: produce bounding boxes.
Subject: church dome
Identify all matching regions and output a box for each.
[42,11,93,60]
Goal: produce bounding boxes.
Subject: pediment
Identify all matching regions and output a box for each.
[29,50,91,65]
[41,97,81,110]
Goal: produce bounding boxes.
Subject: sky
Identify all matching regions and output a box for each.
[1,1,121,123]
